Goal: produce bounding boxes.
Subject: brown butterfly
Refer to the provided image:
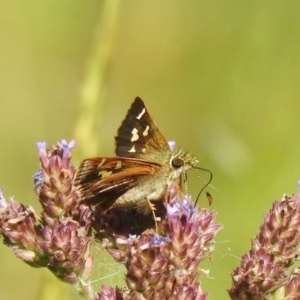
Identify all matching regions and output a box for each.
[75,97,202,219]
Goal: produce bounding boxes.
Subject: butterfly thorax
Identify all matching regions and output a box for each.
[112,148,198,209]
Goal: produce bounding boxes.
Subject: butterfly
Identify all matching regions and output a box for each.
[75,97,204,224]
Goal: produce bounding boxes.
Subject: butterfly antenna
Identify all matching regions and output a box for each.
[183,172,189,195]
[193,167,213,207]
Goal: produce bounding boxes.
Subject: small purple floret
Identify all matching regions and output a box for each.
[168,140,176,150]
[166,195,196,218]
[151,236,171,245]
[57,139,76,162]
[33,171,44,190]
[0,187,7,209]
[36,141,47,157]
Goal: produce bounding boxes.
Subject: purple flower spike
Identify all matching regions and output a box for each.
[0,140,94,298]
[105,195,221,299]
[34,140,81,223]
[229,193,300,299]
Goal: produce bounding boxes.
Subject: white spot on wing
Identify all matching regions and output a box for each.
[83,160,91,168]
[97,159,106,167]
[143,125,149,136]
[136,108,146,120]
[115,161,122,169]
[131,128,139,142]
[98,170,112,178]
[128,146,136,153]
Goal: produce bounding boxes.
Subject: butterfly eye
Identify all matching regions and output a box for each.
[171,157,184,169]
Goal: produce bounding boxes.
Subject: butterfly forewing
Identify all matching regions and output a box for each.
[115,97,170,159]
[75,157,162,211]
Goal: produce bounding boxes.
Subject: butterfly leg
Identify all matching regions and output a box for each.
[145,198,158,231]
[145,185,169,231]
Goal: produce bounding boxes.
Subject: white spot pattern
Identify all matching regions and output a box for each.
[128,146,136,153]
[131,128,139,142]
[136,108,146,120]
[143,125,149,136]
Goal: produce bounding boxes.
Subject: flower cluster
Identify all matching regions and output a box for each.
[99,196,221,300]
[0,140,221,300]
[229,192,300,299]
[0,140,93,298]
[2,138,300,299]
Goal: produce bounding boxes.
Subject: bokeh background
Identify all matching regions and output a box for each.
[1,1,300,299]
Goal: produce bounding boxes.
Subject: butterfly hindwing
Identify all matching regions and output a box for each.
[115,97,170,159]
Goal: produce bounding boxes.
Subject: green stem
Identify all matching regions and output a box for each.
[75,0,120,159]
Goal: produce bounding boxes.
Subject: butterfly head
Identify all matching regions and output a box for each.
[168,148,198,179]
[168,148,212,206]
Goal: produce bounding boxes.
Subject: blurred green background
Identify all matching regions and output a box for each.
[1,1,300,299]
